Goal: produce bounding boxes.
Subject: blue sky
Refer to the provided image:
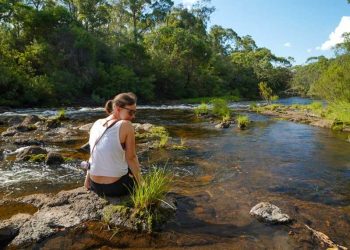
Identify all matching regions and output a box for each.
[173,0,350,65]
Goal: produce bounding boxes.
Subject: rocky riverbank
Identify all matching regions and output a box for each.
[251,104,350,132]
[0,187,176,249]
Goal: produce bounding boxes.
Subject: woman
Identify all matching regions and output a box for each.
[84,92,141,197]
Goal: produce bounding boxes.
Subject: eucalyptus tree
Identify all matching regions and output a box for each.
[114,0,174,43]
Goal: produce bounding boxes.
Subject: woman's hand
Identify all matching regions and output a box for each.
[84,171,91,190]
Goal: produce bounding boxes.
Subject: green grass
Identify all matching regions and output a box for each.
[131,168,173,210]
[194,102,209,116]
[180,94,240,104]
[236,115,250,129]
[326,101,350,124]
[136,126,170,148]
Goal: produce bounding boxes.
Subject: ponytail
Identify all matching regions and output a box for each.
[104,100,113,115]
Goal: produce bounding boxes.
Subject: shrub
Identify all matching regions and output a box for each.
[194,102,209,116]
[211,98,230,119]
[236,115,250,129]
[258,82,279,104]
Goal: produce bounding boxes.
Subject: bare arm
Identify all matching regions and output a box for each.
[123,122,141,184]
[84,171,90,190]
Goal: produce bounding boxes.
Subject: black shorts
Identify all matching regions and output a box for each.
[90,169,135,197]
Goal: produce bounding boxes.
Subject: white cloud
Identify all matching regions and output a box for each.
[182,0,197,8]
[307,48,312,53]
[284,42,291,47]
[317,16,350,51]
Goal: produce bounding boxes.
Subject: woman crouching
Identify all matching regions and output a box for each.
[84,92,141,197]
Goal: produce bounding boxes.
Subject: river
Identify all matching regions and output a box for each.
[0,97,349,249]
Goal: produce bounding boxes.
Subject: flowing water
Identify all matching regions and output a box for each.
[0,97,349,249]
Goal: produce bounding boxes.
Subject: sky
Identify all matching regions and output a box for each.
[173,0,350,65]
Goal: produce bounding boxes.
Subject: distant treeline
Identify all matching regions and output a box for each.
[290,37,350,103]
[0,0,294,107]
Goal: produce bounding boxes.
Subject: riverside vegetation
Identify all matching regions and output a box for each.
[0,0,292,107]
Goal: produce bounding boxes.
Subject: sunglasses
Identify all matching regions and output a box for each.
[120,107,136,116]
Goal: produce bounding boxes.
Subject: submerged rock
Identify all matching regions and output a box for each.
[250,202,291,224]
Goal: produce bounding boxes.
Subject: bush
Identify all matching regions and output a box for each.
[236,115,250,129]
[211,98,230,119]
[194,102,209,116]
[258,81,278,104]
[131,168,173,210]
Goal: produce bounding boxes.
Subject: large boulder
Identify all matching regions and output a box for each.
[9,187,108,248]
[250,202,292,224]
[0,214,32,248]
[15,146,47,162]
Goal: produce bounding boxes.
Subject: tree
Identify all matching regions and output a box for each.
[259,82,278,104]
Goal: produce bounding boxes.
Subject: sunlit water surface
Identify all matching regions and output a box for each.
[0,98,349,248]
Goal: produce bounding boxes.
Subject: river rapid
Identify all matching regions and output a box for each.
[0,97,349,249]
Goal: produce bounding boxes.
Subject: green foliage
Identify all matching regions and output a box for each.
[56,109,66,120]
[306,101,323,113]
[194,102,209,116]
[258,82,279,104]
[236,115,249,129]
[131,168,173,210]
[312,55,350,103]
[211,98,230,119]
[326,101,350,126]
[0,0,292,107]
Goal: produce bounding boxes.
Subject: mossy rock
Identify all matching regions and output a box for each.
[103,199,176,233]
[28,154,47,163]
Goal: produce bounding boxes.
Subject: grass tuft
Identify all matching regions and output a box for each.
[131,168,173,211]
[236,115,250,129]
[194,103,209,116]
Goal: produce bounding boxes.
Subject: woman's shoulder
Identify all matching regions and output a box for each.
[119,120,134,131]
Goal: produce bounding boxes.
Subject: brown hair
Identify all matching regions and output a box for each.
[104,92,137,115]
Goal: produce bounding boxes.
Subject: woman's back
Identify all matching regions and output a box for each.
[89,119,128,178]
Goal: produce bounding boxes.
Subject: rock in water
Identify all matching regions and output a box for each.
[249,202,291,224]
[15,146,47,162]
[45,152,64,165]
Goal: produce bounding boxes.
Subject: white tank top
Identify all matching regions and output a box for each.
[88,119,128,177]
